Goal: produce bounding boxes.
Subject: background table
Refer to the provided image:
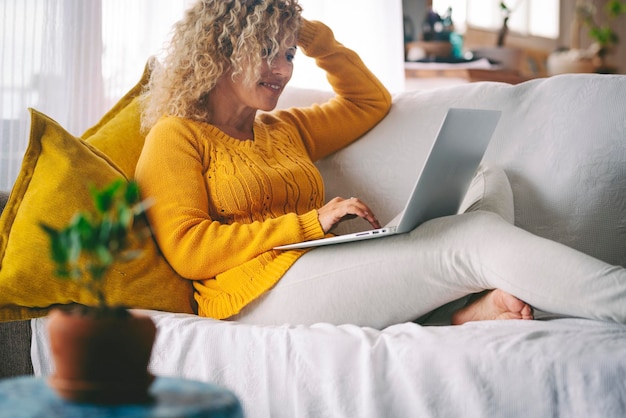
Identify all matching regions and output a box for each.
[0,376,243,418]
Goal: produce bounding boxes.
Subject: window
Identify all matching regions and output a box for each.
[0,0,192,190]
[432,0,559,39]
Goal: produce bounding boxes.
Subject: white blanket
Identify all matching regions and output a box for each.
[31,311,626,418]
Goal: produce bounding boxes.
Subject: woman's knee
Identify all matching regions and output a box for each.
[417,210,507,240]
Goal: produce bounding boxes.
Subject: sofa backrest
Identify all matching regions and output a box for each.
[0,192,8,217]
[278,74,626,267]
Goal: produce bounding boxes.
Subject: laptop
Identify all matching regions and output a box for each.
[274,108,502,250]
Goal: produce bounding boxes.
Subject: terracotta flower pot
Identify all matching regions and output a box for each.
[47,306,157,404]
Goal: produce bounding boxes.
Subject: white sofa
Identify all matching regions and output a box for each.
[23,74,626,417]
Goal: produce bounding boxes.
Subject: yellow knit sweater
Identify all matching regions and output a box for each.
[135,20,391,319]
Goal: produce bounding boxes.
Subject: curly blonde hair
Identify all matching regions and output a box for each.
[140,0,303,133]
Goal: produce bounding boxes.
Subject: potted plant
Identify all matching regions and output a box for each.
[472,2,524,71]
[579,0,626,72]
[496,1,513,47]
[550,0,626,75]
[41,179,157,404]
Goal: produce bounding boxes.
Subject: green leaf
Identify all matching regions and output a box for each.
[66,228,82,265]
[88,263,107,282]
[54,266,72,279]
[71,214,95,250]
[117,205,133,229]
[98,216,114,246]
[606,0,626,17]
[590,26,618,45]
[125,181,141,205]
[95,244,114,267]
[40,179,153,308]
[40,223,70,265]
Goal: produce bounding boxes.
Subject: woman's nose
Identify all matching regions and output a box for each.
[271,56,290,76]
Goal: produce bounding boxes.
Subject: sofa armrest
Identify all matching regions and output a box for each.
[0,190,34,377]
[0,191,8,215]
[0,320,34,377]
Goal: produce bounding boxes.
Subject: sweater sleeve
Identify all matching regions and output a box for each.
[135,118,324,280]
[273,19,392,161]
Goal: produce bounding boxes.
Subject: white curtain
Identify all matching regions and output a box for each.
[0,0,190,190]
[1,0,104,189]
[0,0,403,191]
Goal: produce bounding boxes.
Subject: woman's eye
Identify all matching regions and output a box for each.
[286,48,296,62]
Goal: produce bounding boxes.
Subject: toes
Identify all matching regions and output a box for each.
[521,304,534,320]
[452,289,535,324]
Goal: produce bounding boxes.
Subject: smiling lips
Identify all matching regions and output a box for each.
[260,81,282,92]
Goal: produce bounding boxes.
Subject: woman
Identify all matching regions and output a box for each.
[136,0,625,328]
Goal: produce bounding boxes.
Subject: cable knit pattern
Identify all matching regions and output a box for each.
[135,20,392,318]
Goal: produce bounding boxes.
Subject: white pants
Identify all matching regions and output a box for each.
[232,210,626,328]
[232,166,626,328]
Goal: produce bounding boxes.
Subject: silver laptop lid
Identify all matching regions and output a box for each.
[394,108,501,233]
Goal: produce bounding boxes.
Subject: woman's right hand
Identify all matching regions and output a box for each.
[317,197,381,233]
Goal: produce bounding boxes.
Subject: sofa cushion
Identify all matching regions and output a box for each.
[315,74,626,267]
[81,60,151,178]
[0,109,195,321]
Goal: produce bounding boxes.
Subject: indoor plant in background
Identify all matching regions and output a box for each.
[549,0,626,74]
[472,1,524,71]
[496,1,514,47]
[579,0,626,72]
[40,179,156,404]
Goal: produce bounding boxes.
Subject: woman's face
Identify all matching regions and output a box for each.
[221,43,297,113]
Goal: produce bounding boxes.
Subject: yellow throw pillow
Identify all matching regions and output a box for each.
[0,109,195,321]
[82,60,151,179]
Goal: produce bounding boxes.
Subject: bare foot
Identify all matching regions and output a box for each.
[451,289,533,325]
